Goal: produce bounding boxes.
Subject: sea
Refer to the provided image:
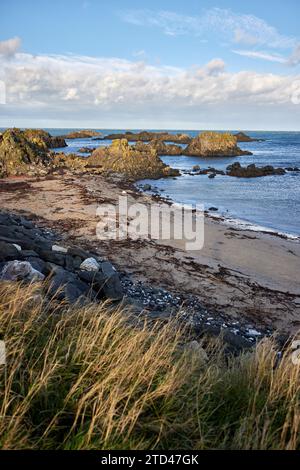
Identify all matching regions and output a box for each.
[6,128,300,238]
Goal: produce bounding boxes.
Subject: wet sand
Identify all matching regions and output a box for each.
[1,171,299,333]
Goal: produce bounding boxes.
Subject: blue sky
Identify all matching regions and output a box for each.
[0,0,300,129]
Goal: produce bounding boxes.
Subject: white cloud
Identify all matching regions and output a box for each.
[232,50,286,64]
[0,37,21,57]
[120,8,297,50]
[1,51,300,128]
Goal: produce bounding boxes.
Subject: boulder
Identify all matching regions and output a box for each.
[101,261,123,300]
[0,241,21,261]
[80,257,100,272]
[0,260,45,282]
[226,162,286,178]
[134,140,182,156]
[77,147,96,154]
[0,128,51,177]
[234,132,264,142]
[183,132,252,157]
[47,265,90,303]
[88,139,179,181]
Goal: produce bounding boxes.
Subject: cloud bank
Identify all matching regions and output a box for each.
[0,46,300,129]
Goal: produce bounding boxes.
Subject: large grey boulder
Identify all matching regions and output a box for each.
[80,257,100,272]
[0,260,45,282]
[101,261,123,300]
[0,241,21,261]
[47,264,91,303]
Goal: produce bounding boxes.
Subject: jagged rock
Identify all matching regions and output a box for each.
[88,139,179,181]
[184,132,252,157]
[102,131,191,144]
[59,130,102,139]
[0,128,51,177]
[134,140,182,156]
[192,165,200,171]
[51,152,88,172]
[77,147,96,153]
[226,162,286,178]
[23,129,67,148]
[37,249,66,266]
[46,264,91,303]
[67,246,90,259]
[80,257,100,272]
[0,260,45,282]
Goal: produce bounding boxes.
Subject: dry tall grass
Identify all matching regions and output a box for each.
[0,282,299,450]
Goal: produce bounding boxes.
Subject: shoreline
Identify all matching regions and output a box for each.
[0,171,299,335]
[136,182,300,242]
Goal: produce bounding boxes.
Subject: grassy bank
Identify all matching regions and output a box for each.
[0,282,299,450]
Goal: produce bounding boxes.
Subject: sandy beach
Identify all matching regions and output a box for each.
[1,171,299,334]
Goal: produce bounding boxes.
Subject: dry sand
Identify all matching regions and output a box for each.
[1,171,299,333]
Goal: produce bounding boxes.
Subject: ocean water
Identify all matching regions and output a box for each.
[3,128,300,237]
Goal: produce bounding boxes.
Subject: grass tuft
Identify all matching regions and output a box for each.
[0,282,299,449]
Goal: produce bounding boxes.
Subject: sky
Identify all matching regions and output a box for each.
[0,0,300,130]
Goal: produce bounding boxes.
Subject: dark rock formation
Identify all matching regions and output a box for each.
[0,211,123,303]
[234,132,264,142]
[0,128,52,177]
[134,140,183,156]
[101,131,192,144]
[23,129,67,148]
[78,147,96,154]
[184,132,252,157]
[59,130,102,139]
[88,139,179,181]
[226,162,286,177]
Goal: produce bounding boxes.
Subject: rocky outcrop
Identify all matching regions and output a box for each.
[0,129,52,177]
[78,147,96,154]
[88,139,180,181]
[184,132,252,157]
[59,130,102,139]
[134,140,183,156]
[101,131,192,144]
[226,162,286,177]
[234,132,264,142]
[23,129,67,148]
[0,211,123,302]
